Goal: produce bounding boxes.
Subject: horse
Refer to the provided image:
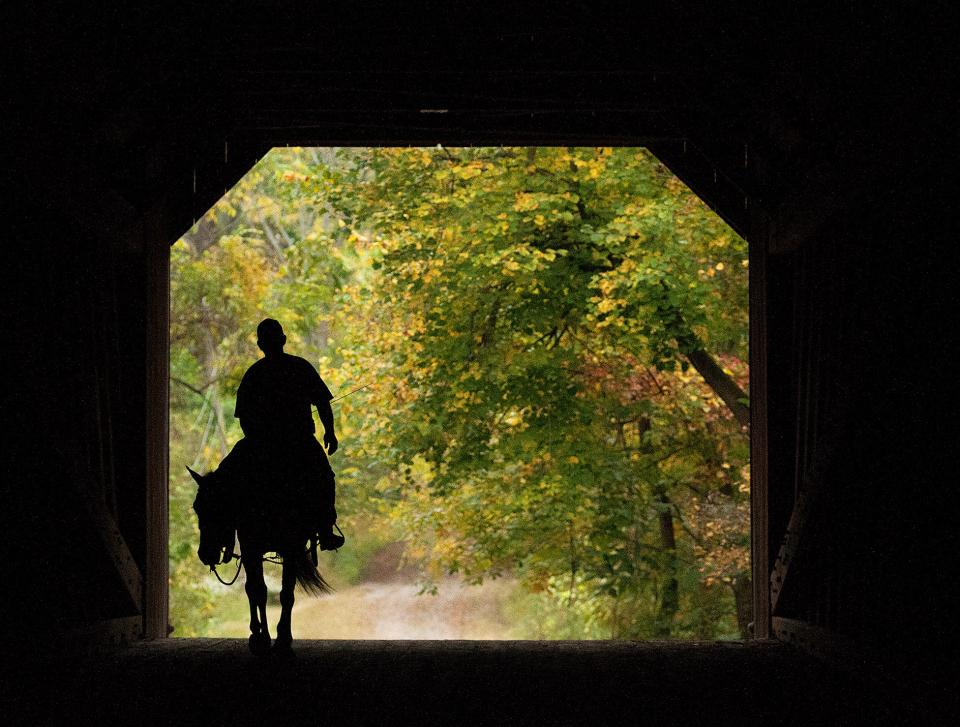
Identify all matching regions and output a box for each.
[188,441,334,656]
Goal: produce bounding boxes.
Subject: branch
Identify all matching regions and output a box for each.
[672,505,705,547]
[171,376,209,398]
[182,214,242,255]
[632,447,688,470]
[527,326,558,350]
[261,222,287,258]
[170,374,228,398]
[547,322,570,350]
[685,348,750,431]
[435,146,461,165]
[645,367,666,395]
[658,282,750,432]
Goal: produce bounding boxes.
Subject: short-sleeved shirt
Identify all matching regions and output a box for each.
[234,353,333,439]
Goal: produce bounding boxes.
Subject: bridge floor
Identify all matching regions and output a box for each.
[5,639,905,725]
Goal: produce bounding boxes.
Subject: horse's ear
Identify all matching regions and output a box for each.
[186,467,204,486]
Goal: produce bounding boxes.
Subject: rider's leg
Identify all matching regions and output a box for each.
[316,455,342,550]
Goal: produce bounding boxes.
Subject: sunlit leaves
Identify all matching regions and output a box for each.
[307,146,750,638]
[170,145,750,639]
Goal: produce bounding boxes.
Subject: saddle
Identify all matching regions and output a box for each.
[189,465,345,570]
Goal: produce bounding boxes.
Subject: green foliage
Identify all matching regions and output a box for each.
[168,146,750,639]
[317,147,750,638]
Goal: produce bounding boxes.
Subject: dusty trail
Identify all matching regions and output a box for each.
[218,577,521,639]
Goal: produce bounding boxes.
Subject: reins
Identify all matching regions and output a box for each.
[211,557,243,586]
[210,534,337,585]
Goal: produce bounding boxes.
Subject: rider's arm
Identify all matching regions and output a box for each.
[317,398,338,455]
[304,358,337,453]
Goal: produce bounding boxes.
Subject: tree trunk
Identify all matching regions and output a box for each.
[662,294,750,431]
[202,326,229,459]
[654,487,679,637]
[685,347,750,431]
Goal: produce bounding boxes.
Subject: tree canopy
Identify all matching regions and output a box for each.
[169,146,750,639]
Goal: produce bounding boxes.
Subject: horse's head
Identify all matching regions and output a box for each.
[188,466,235,567]
[187,466,218,516]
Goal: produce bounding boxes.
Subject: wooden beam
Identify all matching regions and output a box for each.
[772,616,854,664]
[73,477,143,612]
[771,616,884,686]
[748,210,771,639]
[143,212,170,639]
[230,69,670,111]
[63,616,143,654]
[772,617,942,722]
[769,481,820,615]
[768,162,844,255]
[648,140,753,240]
[16,130,141,253]
[229,109,680,149]
[772,617,904,690]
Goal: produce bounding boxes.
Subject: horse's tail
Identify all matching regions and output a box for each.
[294,550,333,596]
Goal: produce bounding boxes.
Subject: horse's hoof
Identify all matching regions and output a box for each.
[248,632,271,656]
[272,634,294,657]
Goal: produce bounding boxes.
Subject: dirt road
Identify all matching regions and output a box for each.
[217,577,521,639]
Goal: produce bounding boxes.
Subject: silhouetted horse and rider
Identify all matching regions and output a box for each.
[190,319,343,655]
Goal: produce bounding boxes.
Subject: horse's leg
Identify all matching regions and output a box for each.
[275,550,296,651]
[242,547,270,655]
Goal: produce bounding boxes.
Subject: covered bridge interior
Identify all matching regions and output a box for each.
[2,4,956,724]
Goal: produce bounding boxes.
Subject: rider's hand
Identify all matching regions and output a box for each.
[324,432,339,455]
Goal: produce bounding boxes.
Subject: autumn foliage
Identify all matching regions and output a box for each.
[170,147,750,639]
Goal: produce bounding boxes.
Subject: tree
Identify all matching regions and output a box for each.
[305,146,750,637]
[168,146,751,639]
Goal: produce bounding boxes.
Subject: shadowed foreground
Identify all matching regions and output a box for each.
[4,639,910,725]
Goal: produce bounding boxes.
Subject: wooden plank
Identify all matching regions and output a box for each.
[772,616,854,663]
[143,212,170,639]
[64,616,143,653]
[769,480,819,615]
[772,617,945,723]
[74,476,143,612]
[230,111,680,149]
[648,140,752,240]
[748,211,771,639]
[771,616,899,689]
[14,128,140,253]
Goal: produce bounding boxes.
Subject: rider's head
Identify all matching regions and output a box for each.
[256,318,286,356]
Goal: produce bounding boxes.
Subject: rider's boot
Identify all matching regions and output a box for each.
[317,523,345,551]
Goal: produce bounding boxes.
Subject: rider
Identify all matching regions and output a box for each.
[231,318,343,551]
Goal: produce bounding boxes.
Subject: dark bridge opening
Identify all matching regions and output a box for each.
[5,4,957,724]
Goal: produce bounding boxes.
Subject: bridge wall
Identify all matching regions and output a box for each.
[2,5,955,712]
